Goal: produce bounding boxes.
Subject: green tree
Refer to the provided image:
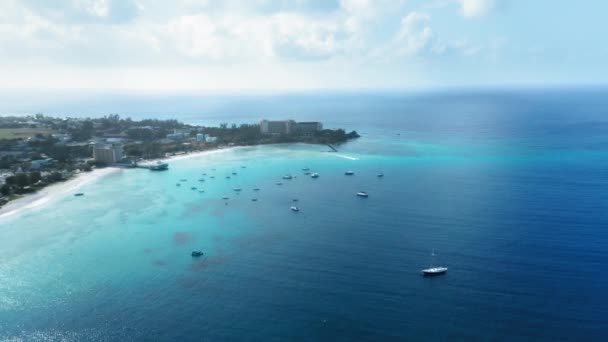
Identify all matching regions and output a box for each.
[29,171,42,184]
[15,173,29,188]
[0,183,10,196]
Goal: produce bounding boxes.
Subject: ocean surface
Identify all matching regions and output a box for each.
[1,89,608,340]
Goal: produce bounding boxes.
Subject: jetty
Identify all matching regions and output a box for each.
[327,144,338,152]
[137,161,169,171]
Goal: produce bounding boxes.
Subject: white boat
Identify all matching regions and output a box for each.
[282,174,293,180]
[233,188,242,192]
[356,191,368,197]
[377,173,384,177]
[149,161,169,171]
[345,171,354,175]
[421,250,447,276]
[290,206,300,212]
[422,267,448,276]
[311,172,319,178]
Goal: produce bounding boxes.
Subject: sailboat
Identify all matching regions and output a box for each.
[421,249,448,276]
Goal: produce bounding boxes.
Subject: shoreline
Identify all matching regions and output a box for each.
[0,147,241,220]
[0,143,335,220]
[0,167,121,220]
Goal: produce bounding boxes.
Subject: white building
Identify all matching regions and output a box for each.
[260,120,296,134]
[93,144,123,164]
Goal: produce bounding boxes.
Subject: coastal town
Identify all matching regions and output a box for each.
[0,114,359,208]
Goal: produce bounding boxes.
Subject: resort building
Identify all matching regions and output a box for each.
[260,120,296,134]
[93,143,123,164]
[260,120,323,135]
[296,122,323,134]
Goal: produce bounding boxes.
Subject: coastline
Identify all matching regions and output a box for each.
[0,143,334,220]
[0,147,239,220]
[0,167,121,220]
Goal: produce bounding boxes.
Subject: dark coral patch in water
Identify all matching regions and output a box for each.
[173,231,192,245]
[152,259,168,266]
[190,254,230,271]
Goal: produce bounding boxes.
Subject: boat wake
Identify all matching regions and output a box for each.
[330,154,359,161]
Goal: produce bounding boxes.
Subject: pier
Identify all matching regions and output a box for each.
[327,144,338,152]
[136,161,169,171]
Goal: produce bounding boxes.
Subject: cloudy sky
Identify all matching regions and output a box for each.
[0,0,606,93]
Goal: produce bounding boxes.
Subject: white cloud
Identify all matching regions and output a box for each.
[166,15,223,59]
[0,0,500,91]
[395,12,434,56]
[459,0,496,18]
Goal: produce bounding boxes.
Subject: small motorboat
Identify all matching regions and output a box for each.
[290,206,300,212]
[222,196,229,200]
[356,191,369,197]
[421,267,448,276]
[199,190,205,193]
[191,251,204,257]
[232,172,237,175]
[302,167,310,171]
[345,171,355,176]
[303,171,311,175]
[191,187,197,190]
[253,188,260,191]
[210,176,215,179]
[198,179,205,182]
[233,188,242,192]
[74,193,84,197]
[226,176,231,179]
[276,182,283,186]
[251,198,258,202]
[292,199,299,202]
[377,173,384,178]
[176,183,181,186]
[283,174,293,180]
[180,179,187,182]
[202,173,207,176]
[241,166,246,169]
[311,172,319,178]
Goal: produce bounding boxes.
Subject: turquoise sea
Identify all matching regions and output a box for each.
[1,89,608,340]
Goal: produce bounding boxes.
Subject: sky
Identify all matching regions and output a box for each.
[0,0,607,93]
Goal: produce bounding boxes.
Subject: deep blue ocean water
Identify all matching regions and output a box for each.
[1,89,608,340]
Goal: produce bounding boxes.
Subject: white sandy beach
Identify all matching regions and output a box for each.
[0,167,122,220]
[0,147,239,220]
